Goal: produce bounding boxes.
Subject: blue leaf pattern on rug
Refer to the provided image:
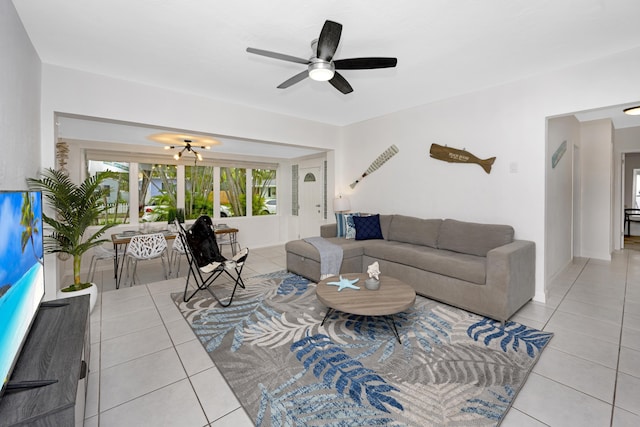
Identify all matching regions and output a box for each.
[461,385,514,420]
[291,333,403,413]
[173,271,553,426]
[256,379,399,426]
[467,318,554,357]
[277,274,310,296]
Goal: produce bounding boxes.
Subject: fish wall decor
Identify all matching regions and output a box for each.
[429,143,496,174]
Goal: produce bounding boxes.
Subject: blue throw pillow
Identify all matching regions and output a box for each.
[335,212,360,238]
[354,214,384,240]
[335,213,347,237]
[345,213,360,239]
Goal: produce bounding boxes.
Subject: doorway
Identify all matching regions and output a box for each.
[621,153,640,249]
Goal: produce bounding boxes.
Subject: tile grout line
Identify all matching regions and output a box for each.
[97,281,199,420]
[522,257,623,423]
[540,258,589,332]
[149,281,213,425]
[609,249,631,426]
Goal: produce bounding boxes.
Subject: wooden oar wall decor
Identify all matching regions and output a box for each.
[350,144,399,188]
[429,143,496,174]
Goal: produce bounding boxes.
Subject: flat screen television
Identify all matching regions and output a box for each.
[0,191,45,401]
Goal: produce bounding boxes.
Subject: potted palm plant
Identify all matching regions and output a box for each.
[27,168,117,312]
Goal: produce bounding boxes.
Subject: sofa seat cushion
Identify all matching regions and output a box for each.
[364,241,486,285]
[437,219,514,257]
[285,237,366,262]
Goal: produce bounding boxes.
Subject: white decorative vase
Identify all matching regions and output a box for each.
[57,283,98,313]
[365,278,380,290]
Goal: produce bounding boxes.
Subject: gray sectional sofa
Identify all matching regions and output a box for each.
[285,214,535,322]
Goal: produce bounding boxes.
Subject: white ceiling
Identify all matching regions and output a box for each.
[13,0,640,157]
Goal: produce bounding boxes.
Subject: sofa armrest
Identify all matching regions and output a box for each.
[321,223,337,238]
[485,240,536,320]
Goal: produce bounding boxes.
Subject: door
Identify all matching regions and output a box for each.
[299,166,323,238]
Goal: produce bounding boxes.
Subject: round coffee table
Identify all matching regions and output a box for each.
[316,273,416,343]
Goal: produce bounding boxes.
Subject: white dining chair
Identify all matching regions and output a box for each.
[169,233,187,277]
[124,232,169,285]
[87,244,122,283]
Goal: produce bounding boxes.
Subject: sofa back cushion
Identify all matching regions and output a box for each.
[437,219,514,256]
[378,214,393,239]
[387,215,442,248]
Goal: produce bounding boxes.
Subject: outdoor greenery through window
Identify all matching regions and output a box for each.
[88,160,130,224]
[221,167,246,217]
[185,165,215,220]
[140,163,178,223]
[88,159,277,225]
[252,169,277,215]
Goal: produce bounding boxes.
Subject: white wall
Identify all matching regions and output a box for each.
[546,116,579,283]
[579,120,613,260]
[342,47,640,302]
[0,1,57,298]
[40,65,341,166]
[38,65,343,296]
[36,43,640,302]
[0,0,41,189]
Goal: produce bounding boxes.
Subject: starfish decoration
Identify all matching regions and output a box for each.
[326,275,360,291]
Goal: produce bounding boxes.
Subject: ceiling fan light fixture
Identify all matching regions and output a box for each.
[624,106,640,116]
[308,60,335,81]
[173,152,181,160]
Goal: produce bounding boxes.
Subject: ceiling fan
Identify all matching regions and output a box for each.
[246,20,397,94]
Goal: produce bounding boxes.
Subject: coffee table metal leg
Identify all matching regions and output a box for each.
[321,308,334,326]
[385,315,402,344]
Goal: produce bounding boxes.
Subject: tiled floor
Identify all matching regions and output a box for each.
[83,244,640,426]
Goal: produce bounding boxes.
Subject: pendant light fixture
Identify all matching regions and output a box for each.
[148,133,221,163]
[164,139,209,161]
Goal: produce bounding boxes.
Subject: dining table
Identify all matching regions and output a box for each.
[111,225,239,289]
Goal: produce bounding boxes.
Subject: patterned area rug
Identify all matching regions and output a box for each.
[173,271,553,426]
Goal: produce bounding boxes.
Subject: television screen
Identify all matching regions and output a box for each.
[0,191,45,400]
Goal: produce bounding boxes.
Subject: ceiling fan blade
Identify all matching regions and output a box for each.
[246,47,310,65]
[329,72,353,94]
[334,57,398,70]
[317,20,342,61]
[277,70,309,89]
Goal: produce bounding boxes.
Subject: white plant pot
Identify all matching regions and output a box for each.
[57,283,98,313]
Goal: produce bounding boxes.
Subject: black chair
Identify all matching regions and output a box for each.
[176,216,249,306]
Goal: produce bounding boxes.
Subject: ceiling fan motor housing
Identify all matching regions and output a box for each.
[308,58,335,81]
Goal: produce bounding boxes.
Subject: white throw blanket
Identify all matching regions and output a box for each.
[303,237,343,280]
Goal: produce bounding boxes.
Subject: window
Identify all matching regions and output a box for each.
[221,167,246,217]
[252,169,276,215]
[139,163,177,222]
[185,165,214,219]
[88,160,130,224]
[86,152,278,223]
